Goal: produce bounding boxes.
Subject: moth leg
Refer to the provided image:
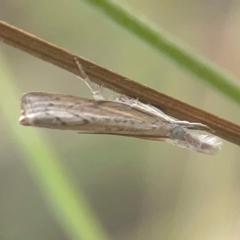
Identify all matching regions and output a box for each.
[147,104,211,129]
[110,94,211,131]
[148,104,212,130]
[121,98,210,130]
[74,57,105,100]
[110,94,171,120]
[110,94,137,106]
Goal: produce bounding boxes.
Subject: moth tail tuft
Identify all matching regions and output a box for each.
[197,135,223,154]
[167,132,223,155]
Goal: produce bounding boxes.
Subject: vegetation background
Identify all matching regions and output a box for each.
[1,0,240,240]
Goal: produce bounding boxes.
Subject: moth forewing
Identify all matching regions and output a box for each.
[19,92,176,137]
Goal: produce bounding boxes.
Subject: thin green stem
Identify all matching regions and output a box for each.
[81,0,240,104]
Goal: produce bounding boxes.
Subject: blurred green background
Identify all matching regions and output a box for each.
[1,0,240,240]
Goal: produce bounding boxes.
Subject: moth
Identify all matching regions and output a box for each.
[19,58,222,155]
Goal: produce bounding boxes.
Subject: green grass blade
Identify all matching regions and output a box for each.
[80,0,240,104]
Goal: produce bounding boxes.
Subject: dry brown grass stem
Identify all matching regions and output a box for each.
[0,20,239,146]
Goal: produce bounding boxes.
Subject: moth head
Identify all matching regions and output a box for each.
[170,125,186,140]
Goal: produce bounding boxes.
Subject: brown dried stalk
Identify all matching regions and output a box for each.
[0,20,239,146]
